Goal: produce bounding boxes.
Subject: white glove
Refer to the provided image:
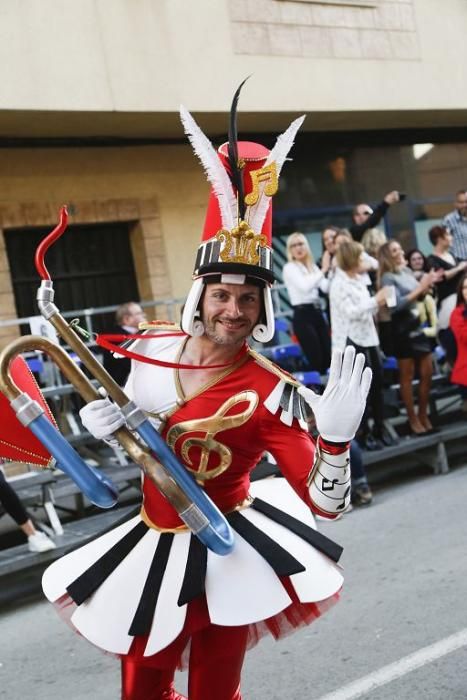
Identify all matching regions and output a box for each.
[79,398,126,440]
[298,346,372,443]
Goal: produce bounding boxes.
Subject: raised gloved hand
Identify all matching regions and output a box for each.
[298,346,372,443]
[79,398,126,440]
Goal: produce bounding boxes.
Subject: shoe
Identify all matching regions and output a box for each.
[352,485,373,506]
[28,531,56,553]
[362,435,384,451]
[373,426,399,447]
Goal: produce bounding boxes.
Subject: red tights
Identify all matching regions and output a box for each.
[121,624,249,700]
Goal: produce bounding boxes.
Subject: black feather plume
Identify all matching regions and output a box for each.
[228,77,250,221]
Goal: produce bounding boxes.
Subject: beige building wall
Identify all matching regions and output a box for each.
[1,0,466,343]
[0,0,466,136]
[0,144,209,345]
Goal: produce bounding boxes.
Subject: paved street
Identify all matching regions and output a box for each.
[1,462,467,700]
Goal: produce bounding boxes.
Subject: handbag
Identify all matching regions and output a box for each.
[391,307,421,337]
[391,307,432,355]
[407,330,433,354]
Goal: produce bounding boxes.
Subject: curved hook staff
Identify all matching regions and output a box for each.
[25,209,235,555]
[34,205,69,281]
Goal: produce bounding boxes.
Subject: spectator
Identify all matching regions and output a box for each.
[361,228,387,259]
[361,228,387,292]
[442,189,467,260]
[0,464,56,552]
[335,228,378,291]
[330,240,392,449]
[407,248,428,281]
[349,190,402,242]
[282,232,331,373]
[427,225,467,359]
[317,226,339,318]
[103,302,147,385]
[335,228,353,246]
[318,226,339,279]
[349,441,373,506]
[378,241,442,434]
[449,272,467,412]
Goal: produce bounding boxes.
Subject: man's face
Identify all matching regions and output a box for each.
[201,283,262,346]
[123,304,147,329]
[454,192,467,217]
[353,204,373,226]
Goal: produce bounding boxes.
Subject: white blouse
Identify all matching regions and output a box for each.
[329,268,379,352]
[282,261,325,306]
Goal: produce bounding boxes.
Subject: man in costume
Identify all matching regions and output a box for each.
[41,87,372,700]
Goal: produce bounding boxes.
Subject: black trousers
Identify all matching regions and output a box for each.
[292,304,331,374]
[346,340,384,431]
[0,469,29,526]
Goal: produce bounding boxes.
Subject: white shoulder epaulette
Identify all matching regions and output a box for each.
[248,349,312,429]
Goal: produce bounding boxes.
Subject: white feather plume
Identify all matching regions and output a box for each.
[248,115,306,235]
[180,105,237,231]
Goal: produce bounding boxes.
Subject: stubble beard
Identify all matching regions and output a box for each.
[203,318,251,347]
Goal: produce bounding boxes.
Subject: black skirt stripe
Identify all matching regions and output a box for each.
[177,534,208,607]
[251,498,343,563]
[67,520,149,605]
[227,511,305,577]
[292,388,302,421]
[128,533,174,636]
[279,383,293,412]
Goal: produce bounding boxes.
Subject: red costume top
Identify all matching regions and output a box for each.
[43,329,349,663]
[450,305,467,386]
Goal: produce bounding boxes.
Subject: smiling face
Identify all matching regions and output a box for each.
[322,228,337,254]
[388,240,406,268]
[289,236,308,262]
[439,229,453,250]
[353,204,373,226]
[201,283,262,346]
[408,251,425,272]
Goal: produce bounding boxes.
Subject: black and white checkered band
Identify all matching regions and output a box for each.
[193,239,274,283]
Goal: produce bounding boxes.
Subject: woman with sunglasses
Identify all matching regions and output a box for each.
[282,232,331,373]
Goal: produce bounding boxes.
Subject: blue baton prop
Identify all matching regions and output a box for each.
[11,394,118,509]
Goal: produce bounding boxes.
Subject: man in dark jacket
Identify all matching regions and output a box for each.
[103,301,146,385]
[350,190,402,241]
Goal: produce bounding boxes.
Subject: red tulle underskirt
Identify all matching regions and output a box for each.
[54,576,341,670]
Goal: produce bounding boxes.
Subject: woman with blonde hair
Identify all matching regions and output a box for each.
[361,228,387,259]
[330,240,392,449]
[282,232,331,373]
[378,240,443,434]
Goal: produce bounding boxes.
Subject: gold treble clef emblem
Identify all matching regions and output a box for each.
[166,391,259,482]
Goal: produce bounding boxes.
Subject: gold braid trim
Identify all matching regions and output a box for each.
[248,348,301,387]
[4,362,58,470]
[140,496,253,533]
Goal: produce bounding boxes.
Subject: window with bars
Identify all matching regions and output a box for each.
[5,221,139,332]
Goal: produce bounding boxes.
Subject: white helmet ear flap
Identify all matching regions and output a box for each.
[181,278,205,336]
[252,286,275,343]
